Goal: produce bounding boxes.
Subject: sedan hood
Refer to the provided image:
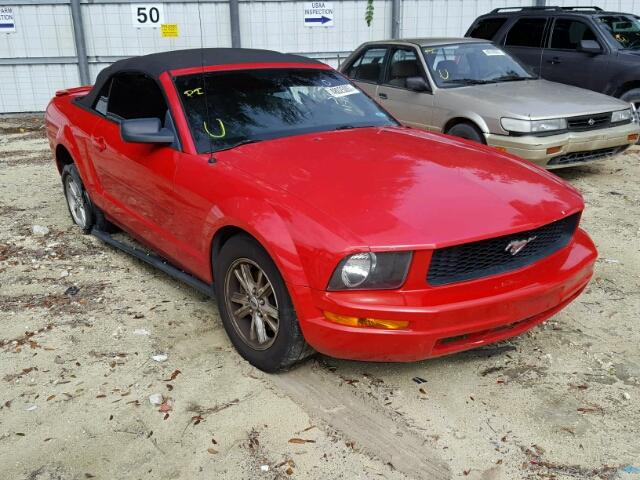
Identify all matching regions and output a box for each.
[222,127,583,249]
[445,79,629,119]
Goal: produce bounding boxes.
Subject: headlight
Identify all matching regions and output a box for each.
[611,108,633,123]
[327,251,412,290]
[501,117,567,133]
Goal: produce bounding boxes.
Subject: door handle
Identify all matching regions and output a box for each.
[92,136,106,152]
[378,92,388,99]
[547,56,561,65]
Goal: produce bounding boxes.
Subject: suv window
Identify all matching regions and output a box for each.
[468,17,508,40]
[505,17,548,48]
[346,47,388,83]
[550,18,598,50]
[106,73,167,122]
[383,48,423,88]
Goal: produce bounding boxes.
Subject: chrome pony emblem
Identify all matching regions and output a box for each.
[505,236,537,255]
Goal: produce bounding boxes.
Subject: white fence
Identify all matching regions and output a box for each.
[1,0,640,112]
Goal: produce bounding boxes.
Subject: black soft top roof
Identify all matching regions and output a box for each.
[79,48,322,108]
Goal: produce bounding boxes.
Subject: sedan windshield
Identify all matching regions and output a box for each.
[422,43,534,88]
[175,68,397,153]
[597,15,640,50]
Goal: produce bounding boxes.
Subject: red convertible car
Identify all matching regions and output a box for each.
[45,48,597,372]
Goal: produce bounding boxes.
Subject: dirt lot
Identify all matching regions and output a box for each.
[0,115,639,480]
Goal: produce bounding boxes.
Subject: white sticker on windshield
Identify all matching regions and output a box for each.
[483,49,506,56]
[326,84,359,97]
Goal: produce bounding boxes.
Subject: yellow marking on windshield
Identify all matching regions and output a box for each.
[438,69,449,80]
[204,119,226,139]
[184,87,204,97]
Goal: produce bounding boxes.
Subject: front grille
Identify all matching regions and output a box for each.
[427,214,580,286]
[567,113,611,132]
[548,146,627,166]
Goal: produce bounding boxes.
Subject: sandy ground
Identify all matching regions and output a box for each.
[0,115,639,480]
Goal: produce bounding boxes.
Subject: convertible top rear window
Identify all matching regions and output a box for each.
[174,68,396,153]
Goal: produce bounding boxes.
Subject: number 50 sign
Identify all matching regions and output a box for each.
[132,4,164,28]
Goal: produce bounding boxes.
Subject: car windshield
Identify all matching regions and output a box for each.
[174,68,397,153]
[597,15,640,50]
[422,43,535,88]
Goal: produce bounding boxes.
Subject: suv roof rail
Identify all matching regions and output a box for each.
[559,6,603,11]
[490,5,603,13]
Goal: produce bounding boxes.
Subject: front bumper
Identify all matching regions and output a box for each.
[485,122,640,168]
[291,228,597,362]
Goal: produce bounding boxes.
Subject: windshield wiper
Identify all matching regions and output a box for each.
[442,78,493,86]
[488,75,532,83]
[211,138,262,153]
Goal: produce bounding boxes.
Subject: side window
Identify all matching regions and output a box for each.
[384,48,423,88]
[107,73,168,122]
[550,19,598,50]
[347,48,388,83]
[505,17,548,48]
[468,18,508,40]
[92,79,111,116]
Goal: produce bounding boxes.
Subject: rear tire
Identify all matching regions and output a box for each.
[214,234,313,372]
[61,163,116,233]
[446,122,485,144]
[62,164,95,234]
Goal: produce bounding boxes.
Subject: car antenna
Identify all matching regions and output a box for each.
[197,0,216,164]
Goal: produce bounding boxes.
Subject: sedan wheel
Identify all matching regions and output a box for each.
[224,258,279,350]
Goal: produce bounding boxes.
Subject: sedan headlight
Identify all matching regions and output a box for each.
[611,108,633,123]
[327,251,412,290]
[501,117,567,133]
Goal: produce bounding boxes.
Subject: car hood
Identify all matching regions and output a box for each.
[443,79,629,119]
[221,127,583,249]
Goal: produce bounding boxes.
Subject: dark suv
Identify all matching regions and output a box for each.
[466,6,640,109]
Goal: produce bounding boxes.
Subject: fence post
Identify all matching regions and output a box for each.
[391,0,401,39]
[230,0,241,47]
[70,0,90,85]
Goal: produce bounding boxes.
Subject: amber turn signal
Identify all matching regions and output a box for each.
[628,134,639,142]
[323,311,409,330]
[546,146,562,155]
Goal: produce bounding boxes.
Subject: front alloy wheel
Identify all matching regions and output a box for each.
[224,258,279,350]
[214,234,313,372]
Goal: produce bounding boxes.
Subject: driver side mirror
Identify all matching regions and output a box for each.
[121,118,175,144]
[578,39,602,54]
[406,76,431,92]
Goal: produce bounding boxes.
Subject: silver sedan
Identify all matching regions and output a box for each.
[340,38,639,168]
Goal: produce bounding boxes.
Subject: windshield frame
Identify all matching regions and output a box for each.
[421,42,536,89]
[596,14,640,51]
[172,66,399,154]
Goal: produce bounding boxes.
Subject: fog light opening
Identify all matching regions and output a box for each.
[546,146,562,155]
[323,311,409,330]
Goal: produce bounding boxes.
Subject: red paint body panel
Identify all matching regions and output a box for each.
[44,61,598,362]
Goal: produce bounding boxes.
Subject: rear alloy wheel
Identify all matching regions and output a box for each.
[215,234,312,372]
[62,164,94,233]
[446,122,485,144]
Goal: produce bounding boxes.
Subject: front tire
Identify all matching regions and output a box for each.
[446,122,485,144]
[214,234,312,372]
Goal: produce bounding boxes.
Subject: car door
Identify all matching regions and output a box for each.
[376,46,434,130]
[502,16,549,76]
[87,72,180,258]
[343,46,388,99]
[541,17,610,92]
